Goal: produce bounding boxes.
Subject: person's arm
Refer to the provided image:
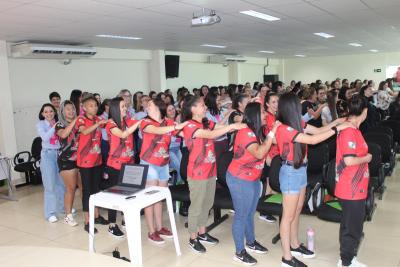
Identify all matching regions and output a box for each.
[194,123,246,139]
[296,122,351,145]
[37,121,56,142]
[343,154,372,166]
[143,121,188,135]
[305,117,345,135]
[110,120,141,138]
[79,120,107,135]
[57,119,77,139]
[308,103,326,119]
[247,123,280,159]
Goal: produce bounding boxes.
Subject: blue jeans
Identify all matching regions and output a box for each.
[227,171,261,253]
[169,146,182,183]
[40,149,65,219]
[140,159,169,182]
[279,164,307,194]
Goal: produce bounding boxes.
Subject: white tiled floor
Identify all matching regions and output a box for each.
[0,163,399,267]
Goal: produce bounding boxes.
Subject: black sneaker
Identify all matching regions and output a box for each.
[246,240,268,254]
[189,238,206,253]
[95,215,109,225]
[84,223,98,234]
[108,224,125,238]
[198,232,219,245]
[281,257,308,267]
[258,214,277,223]
[290,244,315,259]
[234,249,257,266]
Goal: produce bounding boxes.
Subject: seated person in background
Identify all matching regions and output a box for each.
[321,91,338,126]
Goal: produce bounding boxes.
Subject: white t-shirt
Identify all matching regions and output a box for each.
[321,106,333,124]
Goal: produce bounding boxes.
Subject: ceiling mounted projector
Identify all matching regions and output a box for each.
[191,8,221,27]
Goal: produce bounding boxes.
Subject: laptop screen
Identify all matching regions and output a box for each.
[121,165,145,186]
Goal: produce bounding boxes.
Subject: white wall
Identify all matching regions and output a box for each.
[283,52,400,84]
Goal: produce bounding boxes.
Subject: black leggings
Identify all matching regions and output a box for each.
[339,199,366,266]
[79,166,102,212]
[106,167,121,223]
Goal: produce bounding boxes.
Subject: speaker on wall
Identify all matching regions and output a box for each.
[264,74,279,83]
[165,55,180,78]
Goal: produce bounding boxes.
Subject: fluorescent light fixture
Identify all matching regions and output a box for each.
[259,50,275,54]
[201,44,226,48]
[314,32,335,38]
[96,34,142,40]
[348,42,362,47]
[240,10,280,21]
[294,54,306,57]
[369,49,379,53]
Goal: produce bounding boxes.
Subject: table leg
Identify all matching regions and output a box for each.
[166,193,181,256]
[89,197,95,253]
[125,210,143,267]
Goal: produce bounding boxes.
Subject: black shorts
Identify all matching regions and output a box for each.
[58,159,77,171]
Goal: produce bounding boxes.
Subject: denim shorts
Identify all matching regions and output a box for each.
[140,159,170,182]
[279,164,307,194]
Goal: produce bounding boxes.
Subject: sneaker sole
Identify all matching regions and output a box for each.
[188,243,206,253]
[233,256,257,266]
[246,246,268,254]
[198,239,218,245]
[158,234,174,239]
[291,251,316,259]
[148,238,165,245]
[258,216,276,223]
[108,231,125,239]
[64,221,78,227]
[281,262,293,267]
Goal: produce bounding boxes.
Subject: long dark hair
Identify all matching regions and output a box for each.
[133,91,143,112]
[97,98,111,115]
[181,95,209,129]
[204,89,220,116]
[232,93,248,110]
[326,91,338,120]
[149,98,167,120]
[264,92,278,112]
[38,103,57,121]
[108,97,126,130]
[70,89,82,115]
[276,93,306,168]
[347,94,368,117]
[243,102,265,143]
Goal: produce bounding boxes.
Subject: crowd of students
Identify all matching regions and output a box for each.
[36,78,399,267]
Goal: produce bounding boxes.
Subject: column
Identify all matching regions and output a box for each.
[149,50,167,92]
[228,62,241,84]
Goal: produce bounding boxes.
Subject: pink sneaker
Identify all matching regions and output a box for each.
[148,232,165,245]
[157,227,173,239]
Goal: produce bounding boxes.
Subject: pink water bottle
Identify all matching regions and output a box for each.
[307,228,315,252]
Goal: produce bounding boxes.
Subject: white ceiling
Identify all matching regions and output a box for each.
[1,0,400,57]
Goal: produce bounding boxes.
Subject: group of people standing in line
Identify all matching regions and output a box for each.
[36,77,392,267]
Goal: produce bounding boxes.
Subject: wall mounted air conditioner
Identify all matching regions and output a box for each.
[10,43,97,59]
[208,54,247,64]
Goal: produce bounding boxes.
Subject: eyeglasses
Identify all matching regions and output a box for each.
[123,94,131,98]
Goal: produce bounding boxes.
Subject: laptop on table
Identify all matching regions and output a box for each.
[104,164,148,196]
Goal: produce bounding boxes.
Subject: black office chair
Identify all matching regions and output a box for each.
[380,120,400,153]
[364,132,395,176]
[367,142,386,200]
[168,147,190,216]
[13,137,42,185]
[257,155,283,244]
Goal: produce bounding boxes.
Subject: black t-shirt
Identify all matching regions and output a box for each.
[55,122,79,162]
[301,100,322,127]
[228,109,243,148]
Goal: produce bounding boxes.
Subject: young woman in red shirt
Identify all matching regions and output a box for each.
[76,95,109,233]
[139,98,187,245]
[276,93,350,267]
[105,97,142,238]
[56,100,80,227]
[227,102,280,265]
[181,95,246,254]
[335,95,371,267]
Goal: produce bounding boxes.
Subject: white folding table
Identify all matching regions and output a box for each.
[89,186,181,267]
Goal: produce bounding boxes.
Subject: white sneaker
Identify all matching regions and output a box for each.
[71,208,77,214]
[48,215,58,223]
[337,257,367,267]
[64,214,78,227]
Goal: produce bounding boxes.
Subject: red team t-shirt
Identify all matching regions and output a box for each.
[139,117,174,166]
[106,119,137,170]
[75,115,102,168]
[183,119,216,180]
[275,121,307,162]
[228,127,264,181]
[335,127,369,200]
[264,111,279,159]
